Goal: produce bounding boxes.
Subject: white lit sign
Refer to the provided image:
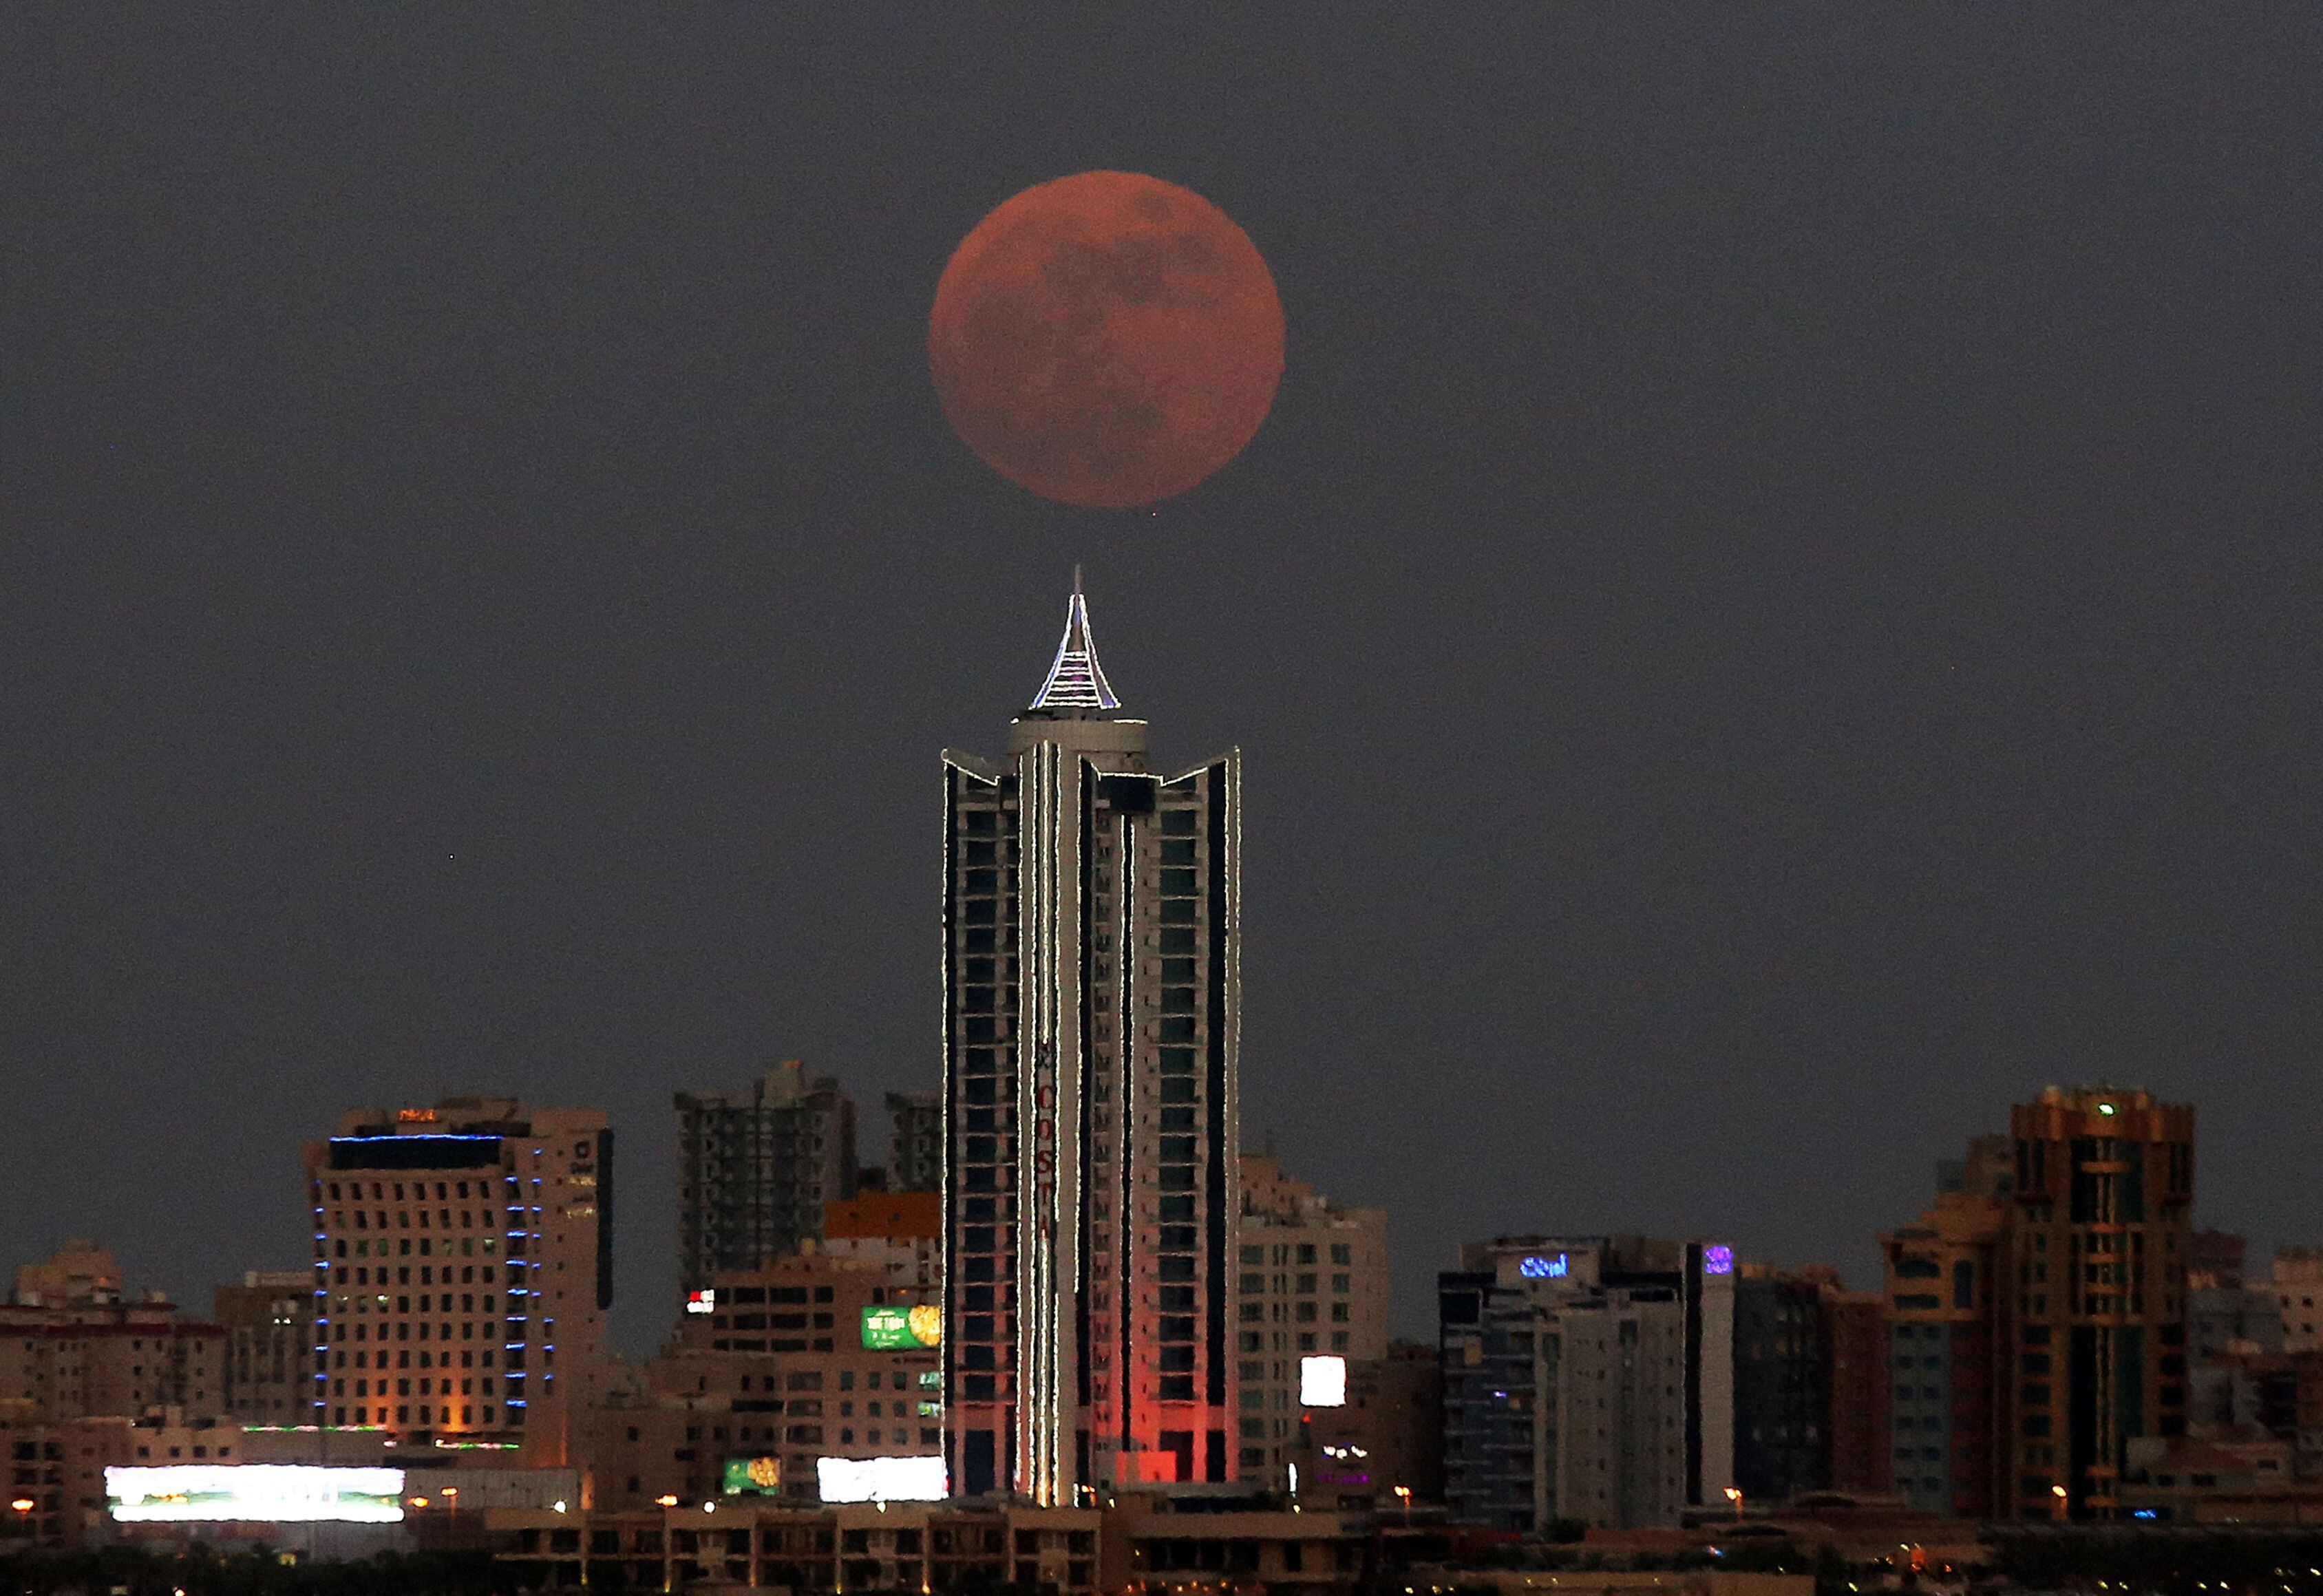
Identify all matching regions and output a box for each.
[686,1290,717,1316]
[816,1455,946,1504]
[107,1466,406,1524]
[1299,1354,1348,1408]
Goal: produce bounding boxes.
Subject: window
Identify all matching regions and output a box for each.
[1330,1244,1351,1266]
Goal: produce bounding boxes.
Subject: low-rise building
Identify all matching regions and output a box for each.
[0,1249,226,1425]
[820,1191,940,1289]
[491,1494,1367,1595]
[586,1250,940,1511]
[1300,1340,1442,1507]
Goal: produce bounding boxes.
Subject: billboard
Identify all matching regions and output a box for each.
[860,1303,942,1350]
[816,1455,946,1504]
[1299,1354,1348,1408]
[107,1465,405,1524]
[721,1456,782,1496]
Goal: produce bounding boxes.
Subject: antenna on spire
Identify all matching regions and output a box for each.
[1030,571,1120,712]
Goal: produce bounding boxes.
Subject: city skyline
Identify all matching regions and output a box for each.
[5,10,2322,1368]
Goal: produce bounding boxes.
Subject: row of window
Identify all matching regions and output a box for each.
[323,1180,502,1203]
[335,1402,505,1427]
[1244,1242,1354,1267]
[333,1263,512,1289]
[1236,1330,1349,1354]
[1239,1271,1354,1295]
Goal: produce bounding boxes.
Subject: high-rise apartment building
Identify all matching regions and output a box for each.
[305,1096,613,1464]
[889,1090,943,1193]
[1995,1085,2194,1520]
[1879,1139,2008,1519]
[1439,1236,1735,1531]
[941,581,1240,1502]
[677,1062,859,1292]
[1235,1152,1387,1482]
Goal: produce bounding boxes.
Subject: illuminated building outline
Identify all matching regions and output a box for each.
[942,577,1241,1502]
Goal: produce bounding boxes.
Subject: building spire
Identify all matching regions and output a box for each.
[1029,566,1121,712]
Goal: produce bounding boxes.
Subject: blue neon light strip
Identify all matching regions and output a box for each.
[333,1134,502,1143]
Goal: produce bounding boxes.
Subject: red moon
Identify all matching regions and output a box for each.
[929,171,1285,509]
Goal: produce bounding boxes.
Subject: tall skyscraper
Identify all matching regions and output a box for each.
[676,1061,860,1291]
[942,579,1241,1502]
[304,1096,612,1463]
[1995,1085,2194,1520]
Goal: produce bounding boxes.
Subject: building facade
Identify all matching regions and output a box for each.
[590,1250,942,1509]
[1824,1284,1893,1496]
[942,581,1241,1501]
[1300,1340,1445,1507]
[677,1061,859,1292]
[823,1192,942,1290]
[1879,1141,2008,1519]
[304,1096,613,1463]
[1731,1265,1833,1507]
[12,1242,123,1308]
[1235,1153,1388,1482]
[1995,1085,2195,1520]
[889,1090,944,1193]
[0,1304,225,1424]
[1439,1236,1735,1531]
[2267,1248,2323,1352]
[214,1270,317,1426]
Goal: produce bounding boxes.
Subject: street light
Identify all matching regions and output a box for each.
[2051,1484,2068,1522]
[1392,1486,1412,1527]
[1724,1486,1743,1522]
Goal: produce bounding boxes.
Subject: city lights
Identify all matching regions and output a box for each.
[816,1456,947,1504]
[1299,1354,1348,1407]
[107,1467,405,1524]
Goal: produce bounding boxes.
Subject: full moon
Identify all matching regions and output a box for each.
[929,171,1285,509]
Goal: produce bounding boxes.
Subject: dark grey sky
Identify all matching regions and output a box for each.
[3,10,2319,1351]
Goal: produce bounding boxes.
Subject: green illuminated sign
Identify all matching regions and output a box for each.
[862,1304,942,1350]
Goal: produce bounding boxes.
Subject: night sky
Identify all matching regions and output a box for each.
[3,12,2320,1351]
